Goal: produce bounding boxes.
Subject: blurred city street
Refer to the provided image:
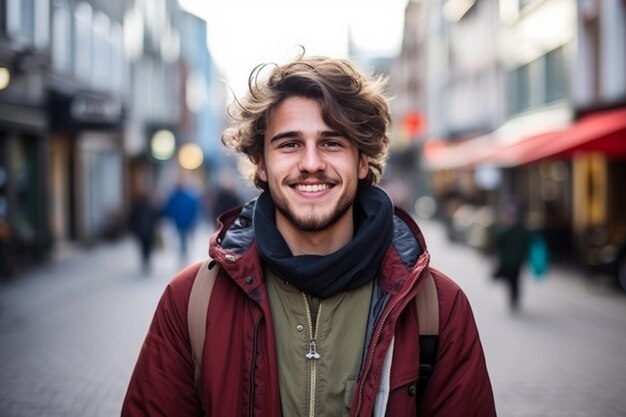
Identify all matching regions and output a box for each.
[0,218,625,417]
[1,0,625,415]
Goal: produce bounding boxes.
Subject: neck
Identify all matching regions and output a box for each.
[276,208,354,256]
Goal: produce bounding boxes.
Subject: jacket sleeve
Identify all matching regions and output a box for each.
[419,270,497,417]
[121,263,203,417]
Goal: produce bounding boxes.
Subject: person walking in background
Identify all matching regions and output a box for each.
[128,191,160,274]
[492,203,532,312]
[163,177,200,266]
[210,173,243,221]
[122,52,496,416]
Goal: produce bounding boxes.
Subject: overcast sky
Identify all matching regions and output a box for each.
[178,0,408,97]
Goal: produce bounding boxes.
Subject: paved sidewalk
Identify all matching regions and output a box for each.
[0,223,212,417]
[419,220,626,417]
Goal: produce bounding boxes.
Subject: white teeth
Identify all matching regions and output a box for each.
[296,184,329,193]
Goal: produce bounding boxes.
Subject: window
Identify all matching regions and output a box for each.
[19,0,34,43]
[6,0,34,44]
[508,46,569,115]
[33,0,49,48]
[52,3,71,72]
[5,0,48,48]
[110,23,125,94]
[73,2,92,81]
[13,136,42,241]
[91,11,110,89]
[545,46,568,103]
[0,1,5,33]
[508,63,531,114]
[584,18,601,101]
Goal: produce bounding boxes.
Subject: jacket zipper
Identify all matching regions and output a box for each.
[302,293,322,417]
[353,270,425,417]
[248,313,263,417]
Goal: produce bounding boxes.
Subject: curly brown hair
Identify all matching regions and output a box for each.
[221,51,391,190]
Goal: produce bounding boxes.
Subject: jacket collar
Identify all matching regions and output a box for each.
[209,198,431,297]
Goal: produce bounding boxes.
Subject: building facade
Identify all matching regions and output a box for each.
[0,0,219,278]
[403,0,626,288]
[0,0,52,275]
[47,0,128,246]
[570,0,626,286]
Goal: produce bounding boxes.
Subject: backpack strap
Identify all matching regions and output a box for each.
[416,271,439,400]
[187,258,219,404]
[416,271,439,335]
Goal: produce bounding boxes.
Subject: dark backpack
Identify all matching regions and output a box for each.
[187,259,439,406]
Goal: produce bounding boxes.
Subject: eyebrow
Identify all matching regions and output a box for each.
[269,130,344,142]
[269,131,300,142]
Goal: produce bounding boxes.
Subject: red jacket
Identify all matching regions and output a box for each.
[122,204,496,417]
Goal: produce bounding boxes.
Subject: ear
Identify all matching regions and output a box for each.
[358,153,369,180]
[258,156,268,182]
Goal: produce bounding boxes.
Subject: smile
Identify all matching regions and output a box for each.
[295,183,330,193]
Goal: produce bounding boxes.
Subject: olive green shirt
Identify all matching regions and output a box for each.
[266,268,372,417]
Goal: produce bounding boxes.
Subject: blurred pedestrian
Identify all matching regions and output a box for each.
[123,53,496,416]
[163,177,200,266]
[128,192,160,274]
[210,174,243,221]
[492,203,532,311]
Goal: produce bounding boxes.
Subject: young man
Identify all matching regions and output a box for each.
[122,54,496,416]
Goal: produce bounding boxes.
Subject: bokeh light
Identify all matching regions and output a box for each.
[178,143,204,170]
[150,129,176,161]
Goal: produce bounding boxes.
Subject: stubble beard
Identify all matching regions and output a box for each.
[271,186,356,232]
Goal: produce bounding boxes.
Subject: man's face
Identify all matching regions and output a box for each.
[258,96,369,233]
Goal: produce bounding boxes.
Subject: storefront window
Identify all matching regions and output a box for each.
[12,137,40,241]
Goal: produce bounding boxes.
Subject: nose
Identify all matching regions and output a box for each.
[298,145,326,173]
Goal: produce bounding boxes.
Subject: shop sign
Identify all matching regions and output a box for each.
[50,90,125,130]
[70,93,123,124]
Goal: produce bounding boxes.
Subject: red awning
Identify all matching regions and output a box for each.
[423,107,626,170]
[422,136,496,170]
[523,107,626,162]
[478,131,564,167]
[488,107,626,167]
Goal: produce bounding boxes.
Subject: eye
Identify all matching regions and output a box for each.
[321,140,344,148]
[278,141,300,149]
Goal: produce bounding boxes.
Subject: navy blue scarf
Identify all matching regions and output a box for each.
[254,185,394,298]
